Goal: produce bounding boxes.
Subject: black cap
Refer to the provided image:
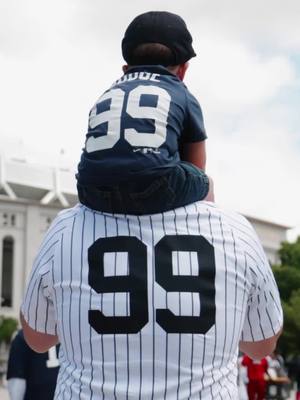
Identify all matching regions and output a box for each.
[122,11,196,66]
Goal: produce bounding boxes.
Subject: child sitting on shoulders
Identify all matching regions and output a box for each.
[77,11,214,214]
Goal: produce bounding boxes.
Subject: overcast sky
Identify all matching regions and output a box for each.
[0,0,299,235]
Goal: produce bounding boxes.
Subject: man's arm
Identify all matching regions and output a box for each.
[20,312,59,353]
[6,330,27,400]
[7,378,26,400]
[237,216,283,360]
[239,328,282,360]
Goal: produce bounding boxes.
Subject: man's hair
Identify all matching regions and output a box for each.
[130,43,175,66]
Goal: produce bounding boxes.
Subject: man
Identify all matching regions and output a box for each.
[20,200,282,399]
[6,329,59,400]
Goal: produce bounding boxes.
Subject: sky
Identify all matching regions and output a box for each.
[0,0,299,238]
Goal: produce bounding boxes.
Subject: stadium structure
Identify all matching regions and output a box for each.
[0,155,290,319]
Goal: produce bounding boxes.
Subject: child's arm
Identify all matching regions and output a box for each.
[180,140,214,201]
[180,140,206,171]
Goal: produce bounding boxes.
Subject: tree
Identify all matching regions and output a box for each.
[277,290,300,356]
[278,237,300,268]
[0,316,18,344]
[272,237,300,357]
[272,265,300,302]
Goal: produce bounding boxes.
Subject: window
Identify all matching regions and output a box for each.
[1,236,14,307]
[1,213,16,227]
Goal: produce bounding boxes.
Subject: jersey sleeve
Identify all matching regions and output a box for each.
[6,331,28,380]
[21,216,62,335]
[181,90,207,143]
[240,222,283,342]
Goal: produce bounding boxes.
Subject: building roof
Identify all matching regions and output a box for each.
[0,155,77,208]
[244,214,291,230]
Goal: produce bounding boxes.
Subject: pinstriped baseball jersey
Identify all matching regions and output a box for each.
[21,202,283,399]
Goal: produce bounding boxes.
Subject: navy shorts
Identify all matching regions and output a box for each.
[77,162,209,215]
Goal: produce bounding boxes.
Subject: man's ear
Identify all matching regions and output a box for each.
[122,65,129,73]
[177,62,189,81]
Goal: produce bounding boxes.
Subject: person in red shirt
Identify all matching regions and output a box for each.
[242,355,269,400]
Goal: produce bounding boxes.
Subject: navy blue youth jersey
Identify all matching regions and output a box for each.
[77,65,206,186]
[7,330,60,400]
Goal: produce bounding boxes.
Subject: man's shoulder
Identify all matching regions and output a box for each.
[193,202,251,225]
[41,204,84,240]
[189,202,258,240]
[52,204,82,224]
[213,204,253,228]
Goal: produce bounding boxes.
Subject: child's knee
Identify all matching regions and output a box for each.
[204,176,215,202]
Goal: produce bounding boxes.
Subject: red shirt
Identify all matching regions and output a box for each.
[242,355,268,381]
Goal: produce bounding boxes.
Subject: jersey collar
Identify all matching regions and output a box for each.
[124,65,177,77]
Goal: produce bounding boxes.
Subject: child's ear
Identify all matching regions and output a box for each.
[122,65,129,73]
[177,62,189,81]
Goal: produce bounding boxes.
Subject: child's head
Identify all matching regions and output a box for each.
[122,11,196,78]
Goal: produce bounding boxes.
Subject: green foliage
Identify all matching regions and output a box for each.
[277,290,300,356]
[278,237,300,269]
[273,265,300,302]
[0,316,18,344]
[272,237,300,357]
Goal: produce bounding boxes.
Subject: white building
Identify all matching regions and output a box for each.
[0,157,290,319]
[241,215,289,266]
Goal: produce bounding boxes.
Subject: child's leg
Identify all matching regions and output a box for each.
[204,176,215,202]
[77,163,213,215]
[166,162,213,209]
[77,178,175,215]
[77,183,122,213]
[128,162,212,214]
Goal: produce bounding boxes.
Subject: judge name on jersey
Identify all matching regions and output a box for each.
[112,71,161,87]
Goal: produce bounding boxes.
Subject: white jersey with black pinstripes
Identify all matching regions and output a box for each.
[21,202,283,400]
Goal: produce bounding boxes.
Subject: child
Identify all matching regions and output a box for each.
[76,11,214,214]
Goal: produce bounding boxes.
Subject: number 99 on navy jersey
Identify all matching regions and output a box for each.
[78,65,207,186]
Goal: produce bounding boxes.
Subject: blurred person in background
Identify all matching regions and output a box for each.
[238,354,249,400]
[288,355,300,400]
[268,350,287,378]
[242,355,269,400]
[7,330,59,400]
